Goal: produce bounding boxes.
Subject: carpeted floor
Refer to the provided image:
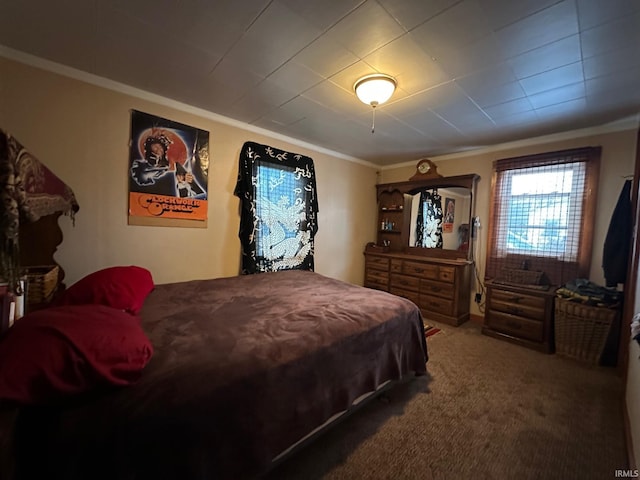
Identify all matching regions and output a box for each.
[264,321,627,480]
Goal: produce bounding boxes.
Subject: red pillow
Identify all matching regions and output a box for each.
[0,305,154,405]
[55,266,154,314]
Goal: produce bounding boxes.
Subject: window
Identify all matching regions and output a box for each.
[486,147,600,286]
[235,142,319,274]
[255,163,311,266]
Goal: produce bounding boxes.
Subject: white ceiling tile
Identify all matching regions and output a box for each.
[491,110,539,128]
[410,0,494,50]
[0,0,98,71]
[225,2,322,77]
[276,0,365,31]
[253,107,307,128]
[456,63,518,94]
[210,57,264,94]
[227,95,277,124]
[484,98,534,119]
[508,34,581,79]
[420,33,507,78]
[431,96,491,130]
[404,110,466,139]
[534,98,587,119]
[267,62,325,95]
[586,89,640,115]
[378,0,461,31]
[325,1,405,57]
[302,80,361,114]
[527,82,586,109]
[464,81,527,108]
[495,1,579,58]
[580,12,640,59]
[519,62,584,96]
[384,81,461,117]
[577,0,640,30]
[583,45,640,80]
[585,66,640,97]
[243,78,299,109]
[293,34,359,78]
[477,0,563,30]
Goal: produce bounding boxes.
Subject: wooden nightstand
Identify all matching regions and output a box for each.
[482,281,555,353]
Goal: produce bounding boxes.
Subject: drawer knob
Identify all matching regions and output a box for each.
[506,320,522,329]
[509,306,522,315]
[509,296,522,303]
[414,268,424,273]
[431,287,441,292]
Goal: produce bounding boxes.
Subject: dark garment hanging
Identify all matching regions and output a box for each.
[602,179,632,287]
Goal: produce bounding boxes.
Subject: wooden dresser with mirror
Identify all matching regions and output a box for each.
[364,159,480,326]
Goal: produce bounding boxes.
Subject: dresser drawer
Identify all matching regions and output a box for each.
[390,287,420,306]
[420,278,454,299]
[390,259,402,273]
[438,266,455,283]
[366,269,389,284]
[366,256,389,271]
[490,288,546,309]
[402,261,438,279]
[419,294,453,316]
[391,273,420,292]
[490,299,544,321]
[486,310,543,342]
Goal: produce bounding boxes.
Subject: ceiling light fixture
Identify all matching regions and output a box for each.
[354,74,397,134]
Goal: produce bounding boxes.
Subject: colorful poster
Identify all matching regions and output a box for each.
[128,110,209,222]
[443,197,455,233]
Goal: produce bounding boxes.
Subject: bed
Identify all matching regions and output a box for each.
[1,265,428,479]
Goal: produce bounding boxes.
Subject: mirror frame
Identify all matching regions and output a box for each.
[376,174,480,260]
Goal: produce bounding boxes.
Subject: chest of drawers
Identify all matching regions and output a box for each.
[482,281,555,353]
[364,252,472,326]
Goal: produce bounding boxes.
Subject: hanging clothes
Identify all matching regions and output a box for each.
[602,179,632,287]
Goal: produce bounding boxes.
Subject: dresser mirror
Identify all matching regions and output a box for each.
[407,186,472,252]
[375,173,479,260]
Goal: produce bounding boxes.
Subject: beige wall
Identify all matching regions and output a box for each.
[0,56,378,286]
[381,129,638,316]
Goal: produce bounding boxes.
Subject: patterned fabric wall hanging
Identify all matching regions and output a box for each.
[416,190,443,248]
[234,141,318,274]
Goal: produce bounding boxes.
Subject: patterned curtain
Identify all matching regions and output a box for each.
[415,190,443,248]
[234,141,318,274]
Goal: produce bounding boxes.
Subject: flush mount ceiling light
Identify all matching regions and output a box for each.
[354,73,397,133]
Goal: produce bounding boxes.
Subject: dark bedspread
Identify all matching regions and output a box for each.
[9,271,427,479]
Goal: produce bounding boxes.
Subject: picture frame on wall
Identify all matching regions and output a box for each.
[443,197,455,233]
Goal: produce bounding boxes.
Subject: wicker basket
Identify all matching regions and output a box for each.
[554,298,617,364]
[23,265,59,304]
[499,267,544,285]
